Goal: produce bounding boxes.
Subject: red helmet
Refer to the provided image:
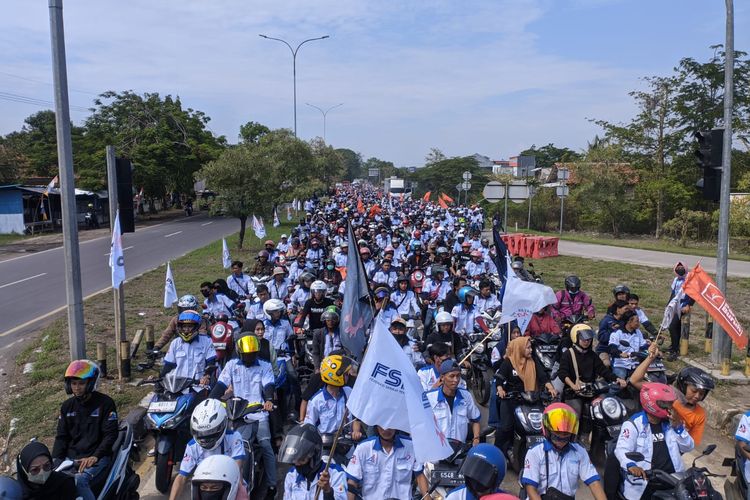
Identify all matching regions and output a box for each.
[413,230,422,238]
[470,250,483,258]
[461,241,471,248]
[359,247,371,255]
[640,382,677,420]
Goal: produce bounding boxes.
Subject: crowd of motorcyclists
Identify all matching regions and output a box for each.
[3,182,748,500]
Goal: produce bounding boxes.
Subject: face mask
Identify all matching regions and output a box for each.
[196,489,225,500]
[676,268,686,277]
[326,265,334,270]
[27,470,51,485]
[296,460,319,481]
[201,290,210,298]
[241,353,258,366]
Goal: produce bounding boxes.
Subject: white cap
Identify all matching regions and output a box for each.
[281,234,288,238]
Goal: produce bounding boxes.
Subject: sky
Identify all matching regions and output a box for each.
[1,0,748,167]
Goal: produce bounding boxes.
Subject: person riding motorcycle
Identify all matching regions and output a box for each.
[227,260,256,300]
[160,310,217,387]
[614,382,694,499]
[553,275,595,322]
[424,360,481,443]
[17,441,78,500]
[526,305,561,338]
[451,286,479,336]
[154,294,209,351]
[424,311,465,357]
[295,280,334,333]
[475,279,500,314]
[304,355,361,438]
[390,274,421,320]
[311,307,342,369]
[596,299,629,368]
[250,250,275,277]
[607,310,648,381]
[190,454,248,500]
[279,423,348,499]
[521,403,606,500]
[52,360,119,500]
[445,443,508,500]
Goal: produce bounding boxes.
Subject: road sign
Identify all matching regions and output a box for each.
[483,180,531,203]
[455,183,463,191]
[368,168,379,177]
[461,181,472,191]
[558,167,570,181]
[556,185,569,197]
[462,171,472,181]
[482,181,504,202]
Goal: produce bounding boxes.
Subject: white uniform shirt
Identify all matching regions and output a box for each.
[178,430,245,476]
[422,279,450,309]
[465,260,486,278]
[217,358,275,422]
[390,290,421,317]
[345,435,422,500]
[392,246,407,266]
[226,273,256,298]
[304,386,352,434]
[203,293,235,318]
[734,411,750,482]
[475,293,501,314]
[334,252,348,268]
[283,463,347,500]
[269,278,291,301]
[424,387,480,442]
[244,300,265,320]
[608,328,647,371]
[451,304,479,336]
[520,440,599,497]
[277,241,290,253]
[289,288,310,312]
[614,411,694,499]
[164,335,216,380]
[372,269,397,288]
[264,318,294,352]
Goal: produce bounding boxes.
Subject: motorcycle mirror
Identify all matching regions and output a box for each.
[479,426,495,438]
[701,444,717,456]
[619,340,631,347]
[625,451,645,462]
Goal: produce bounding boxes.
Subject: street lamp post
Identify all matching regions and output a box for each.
[306,102,343,142]
[259,34,329,137]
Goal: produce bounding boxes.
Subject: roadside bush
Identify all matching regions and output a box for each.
[662,209,713,246]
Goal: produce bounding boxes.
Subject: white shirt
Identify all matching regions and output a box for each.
[734,411,750,482]
[178,430,245,476]
[164,335,216,380]
[244,300,265,320]
[304,386,352,434]
[520,440,599,497]
[424,387,480,442]
[390,290,420,317]
[422,279,450,309]
[372,269,397,288]
[334,252,348,268]
[203,293,235,318]
[417,365,467,392]
[465,260,486,277]
[226,273,256,298]
[264,318,294,352]
[283,463,347,500]
[269,278,291,300]
[608,328,647,371]
[475,293,501,314]
[289,288,310,312]
[451,304,479,336]
[345,435,423,500]
[217,358,275,422]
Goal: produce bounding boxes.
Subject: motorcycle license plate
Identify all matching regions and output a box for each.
[431,469,464,486]
[537,346,557,353]
[213,342,226,350]
[607,424,622,437]
[148,401,177,413]
[526,435,545,445]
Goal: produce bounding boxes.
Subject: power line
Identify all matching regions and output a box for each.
[0,91,90,113]
[0,70,99,96]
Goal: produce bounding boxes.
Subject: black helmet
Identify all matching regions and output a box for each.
[613,284,630,297]
[676,367,714,401]
[564,275,581,295]
[396,274,409,284]
[277,423,323,469]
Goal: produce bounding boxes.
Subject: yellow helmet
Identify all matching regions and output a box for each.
[236,334,260,355]
[320,355,349,387]
[570,323,594,345]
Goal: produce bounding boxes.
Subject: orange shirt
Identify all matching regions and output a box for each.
[673,400,706,445]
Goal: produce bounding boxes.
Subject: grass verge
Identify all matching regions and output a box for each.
[0,234,29,245]
[521,229,750,262]
[0,219,293,455]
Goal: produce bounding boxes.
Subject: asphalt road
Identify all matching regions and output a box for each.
[0,213,238,350]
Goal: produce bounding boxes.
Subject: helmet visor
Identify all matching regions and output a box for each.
[459,454,497,490]
[277,434,317,464]
[236,335,259,354]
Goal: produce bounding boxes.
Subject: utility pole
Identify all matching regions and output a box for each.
[49,0,85,360]
[306,102,343,142]
[106,146,127,377]
[712,0,734,373]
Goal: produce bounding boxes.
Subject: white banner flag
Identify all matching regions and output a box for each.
[109,210,125,289]
[164,261,178,308]
[273,207,280,227]
[347,317,453,463]
[252,215,267,239]
[499,260,557,333]
[287,206,293,221]
[222,238,232,269]
[660,289,685,330]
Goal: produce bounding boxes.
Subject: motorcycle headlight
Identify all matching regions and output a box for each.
[528,411,543,431]
[473,343,485,354]
[601,397,624,421]
[514,407,528,430]
[540,356,552,369]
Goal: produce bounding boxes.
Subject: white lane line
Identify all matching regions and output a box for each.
[0,272,47,289]
[164,231,183,238]
[201,221,213,226]
[104,246,133,256]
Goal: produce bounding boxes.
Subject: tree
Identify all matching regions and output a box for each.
[424,147,446,166]
[335,148,363,180]
[82,91,226,202]
[362,157,396,180]
[198,129,315,248]
[309,138,345,188]
[239,121,270,144]
[411,156,489,202]
[520,143,581,169]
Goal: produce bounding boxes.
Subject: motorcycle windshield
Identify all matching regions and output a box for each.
[277,434,319,464]
[161,371,195,394]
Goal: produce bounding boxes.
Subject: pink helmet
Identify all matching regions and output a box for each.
[470,250,483,258]
[640,382,677,420]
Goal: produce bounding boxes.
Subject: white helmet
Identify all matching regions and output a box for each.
[190,399,227,451]
[311,280,327,293]
[436,311,454,325]
[263,298,286,316]
[177,294,198,309]
[191,454,240,500]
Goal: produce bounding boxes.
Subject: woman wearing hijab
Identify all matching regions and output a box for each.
[494,336,557,457]
[16,441,78,500]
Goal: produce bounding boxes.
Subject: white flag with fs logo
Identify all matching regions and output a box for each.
[222,238,232,269]
[273,206,280,227]
[164,261,178,308]
[109,210,125,289]
[347,316,453,463]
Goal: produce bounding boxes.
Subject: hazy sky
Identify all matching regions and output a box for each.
[1,0,747,167]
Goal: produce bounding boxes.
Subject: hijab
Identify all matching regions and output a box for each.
[506,336,537,391]
[16,441,77,499]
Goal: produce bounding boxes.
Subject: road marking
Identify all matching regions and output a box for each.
[201,221,213,226]
[0,273,47,289]
[164,231,182,238]
[104,245,133,256]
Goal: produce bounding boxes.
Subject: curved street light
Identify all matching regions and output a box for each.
[305,102,343,142]
[259,34,330,137]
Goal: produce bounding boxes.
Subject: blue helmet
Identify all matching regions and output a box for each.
[457,286,478,304]
[178,310,201,324]
[0,477,23,499]
[459,443,506,494]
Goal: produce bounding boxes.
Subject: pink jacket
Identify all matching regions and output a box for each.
[553,290,595,320]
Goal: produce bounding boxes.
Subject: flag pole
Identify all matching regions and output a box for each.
[313,407,349,500]
[459,327,500,365]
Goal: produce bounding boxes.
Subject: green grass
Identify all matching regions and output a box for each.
[0,218,295,452]
[0,233,28,245]
[521,229,750,262]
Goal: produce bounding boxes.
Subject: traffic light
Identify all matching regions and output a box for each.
[115,158,135,233]
[694,129,723,203]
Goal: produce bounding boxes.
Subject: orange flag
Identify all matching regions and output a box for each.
[440,192,454,203]
[683,263,747,349]
[357,197,364,214]
[369,204,382,218]
[422,191,431,202]
[438,197,448,209]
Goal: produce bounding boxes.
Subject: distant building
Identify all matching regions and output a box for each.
[0,184,24,234]
[491,155,536,178]
[470,153,495,170]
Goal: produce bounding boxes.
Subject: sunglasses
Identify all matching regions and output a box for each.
[28,461,52,475]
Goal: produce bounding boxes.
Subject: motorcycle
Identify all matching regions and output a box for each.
[532,332,563,380]
[410,268,426,294]
[724,443,749,500]
[184,201,193,216]
[54,419,140,499]
[620,444,725,499]
[500,389,555,473]
[459,332,493,406]
[139,372,206,493]
[222,397,267,497]
[576,381,627,466]
[321,431,356,467]
[208,316,234,368]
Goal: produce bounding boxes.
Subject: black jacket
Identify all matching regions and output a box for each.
[557,347,617,385]
[52,392,119,460]
[424,330,465,357]
[17,442,78,500]
[311,327,341,368]
[496,357,550,393]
